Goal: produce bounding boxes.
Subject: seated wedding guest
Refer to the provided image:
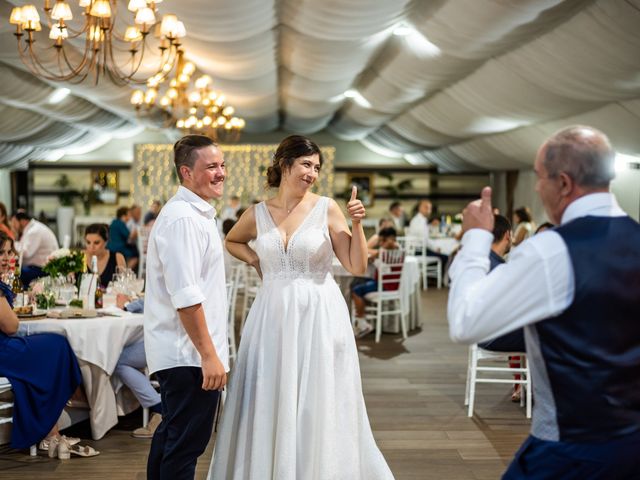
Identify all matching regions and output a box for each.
[366,218,395,250]
[222,219,238,278]
[84,223,126,289]
[0,231,95,458]
[407,199,449,265]
[10,210,58,288]
[113,294,162,438]
[512,206,536,246]
[143,200,162,226]
[107,207,138,269]
[127,204,142,241]
[535,222,554,234]
[0,203,13,240]
[476,215,525,401]
[351,227,401,338]
[221,195,242,221]
[387,201,407,234]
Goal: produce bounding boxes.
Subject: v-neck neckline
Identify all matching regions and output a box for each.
[263,198,323,254]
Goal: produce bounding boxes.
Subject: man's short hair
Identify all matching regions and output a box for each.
[378,227,397,240]
[173,135,217,182]
[11,209,31,222]
[543,126,615,188]
[116,206,129,218]
[492,214,511,244]
[389,201,401,211]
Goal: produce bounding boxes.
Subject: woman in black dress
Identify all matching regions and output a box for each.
[84,223,126,288]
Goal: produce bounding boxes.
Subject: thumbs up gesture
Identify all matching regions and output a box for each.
[347,185,366,224]
[462,186,494,233]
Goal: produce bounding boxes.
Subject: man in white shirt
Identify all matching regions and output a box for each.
[144,135,229,480]
[407,199,449,265]
[448,126,640,477]
[10,210,59,287]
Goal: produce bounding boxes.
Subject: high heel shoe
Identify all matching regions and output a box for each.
[48,436,71,460]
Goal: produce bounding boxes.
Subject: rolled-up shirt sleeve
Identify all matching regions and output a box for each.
[156,218,207,310]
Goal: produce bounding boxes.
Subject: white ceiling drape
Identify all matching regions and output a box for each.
[0,0,638,170]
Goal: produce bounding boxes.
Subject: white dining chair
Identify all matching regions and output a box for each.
[0,377,37,456]
[364,249,407,343]
[464,344,532,418]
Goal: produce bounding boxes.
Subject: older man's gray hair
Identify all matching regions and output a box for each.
[544,126,616,188]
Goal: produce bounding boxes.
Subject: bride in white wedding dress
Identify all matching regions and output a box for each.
[209,135,394,480]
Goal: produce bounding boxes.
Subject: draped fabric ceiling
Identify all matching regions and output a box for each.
[0,0,639,171]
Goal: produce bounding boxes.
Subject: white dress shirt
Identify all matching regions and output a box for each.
[16,219,59,267]
[448,193,626,344]
[144,186,229,374]
[407,212,439,251]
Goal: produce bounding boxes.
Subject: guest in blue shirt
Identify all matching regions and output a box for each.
[107,207,138,270]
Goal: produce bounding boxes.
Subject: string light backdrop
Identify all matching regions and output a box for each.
[132,144,335,211]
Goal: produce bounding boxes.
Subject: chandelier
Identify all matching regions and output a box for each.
[8,0,186,85]
[130,54,246,143]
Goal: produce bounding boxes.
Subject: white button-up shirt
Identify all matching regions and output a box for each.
[407,212,439,251]
[16,219,59,267]
[447,193,627,344]
[144,186,229,374]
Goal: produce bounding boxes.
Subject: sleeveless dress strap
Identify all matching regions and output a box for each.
[255,202,270,238]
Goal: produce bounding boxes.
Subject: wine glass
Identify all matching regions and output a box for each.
[59,284,76,308]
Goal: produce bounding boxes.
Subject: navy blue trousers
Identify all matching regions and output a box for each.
[147,367,220,480]
[503,433,640,479]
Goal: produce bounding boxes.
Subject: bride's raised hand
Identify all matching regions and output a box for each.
[347,185,366,224]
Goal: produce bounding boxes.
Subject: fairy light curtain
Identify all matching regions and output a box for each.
[132,144,335,210]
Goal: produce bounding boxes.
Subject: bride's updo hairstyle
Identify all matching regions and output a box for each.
[266,135,323,188]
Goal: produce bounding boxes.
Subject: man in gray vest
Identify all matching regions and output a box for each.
[448,126,640,478]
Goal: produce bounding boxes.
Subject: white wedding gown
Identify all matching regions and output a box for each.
[209,197,394,480]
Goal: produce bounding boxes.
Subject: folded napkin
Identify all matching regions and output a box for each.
[47,308,99,319]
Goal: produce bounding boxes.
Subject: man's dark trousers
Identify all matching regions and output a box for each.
[147,366,220,480]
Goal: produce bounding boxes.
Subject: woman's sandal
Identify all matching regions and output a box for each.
[69,444,100,457]
[48,436,70,460]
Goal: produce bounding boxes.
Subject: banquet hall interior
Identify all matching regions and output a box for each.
[0,0,639,478]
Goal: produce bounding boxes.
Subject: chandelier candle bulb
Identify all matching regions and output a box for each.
[9,7,23,25]
[160,14,178,37]
[90,0,111,18]
[128,0,146,12]
[51,1,72,20]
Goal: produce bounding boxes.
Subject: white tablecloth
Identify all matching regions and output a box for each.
[18,309,144,439]
[19,309,143,375]
[332,256,422,332]
[430,237,459,256]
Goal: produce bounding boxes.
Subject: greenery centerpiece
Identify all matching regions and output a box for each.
[42,248,86,279]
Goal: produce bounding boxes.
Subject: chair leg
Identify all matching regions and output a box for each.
[375,302,382,343]
[30,445,37,457]
[399,300,408,340]
[467,349,478,417]
[422,263,428,291]
[464,348,472,406]
[143,407,149,428]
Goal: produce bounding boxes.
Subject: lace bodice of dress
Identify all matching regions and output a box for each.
[254,197,333,280]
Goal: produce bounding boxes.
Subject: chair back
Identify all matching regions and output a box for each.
[377,249,405,291]
[403,236,425,257]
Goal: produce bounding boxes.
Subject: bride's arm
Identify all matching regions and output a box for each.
[224,206,262,277]
[328,188,367,276]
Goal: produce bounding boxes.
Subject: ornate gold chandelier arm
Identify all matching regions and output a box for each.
[8,1,187,86]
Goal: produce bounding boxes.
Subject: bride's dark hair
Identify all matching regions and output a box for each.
[266,135,323,188]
